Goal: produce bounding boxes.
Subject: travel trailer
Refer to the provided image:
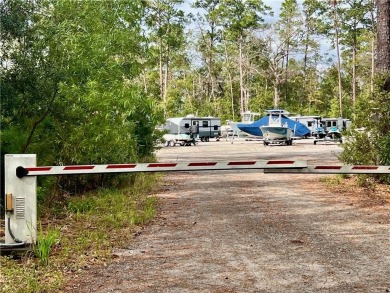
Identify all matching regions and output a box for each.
[321,117,351,133]
[163,115,221,143]
[289,115,322,137]
[289,115,351,137]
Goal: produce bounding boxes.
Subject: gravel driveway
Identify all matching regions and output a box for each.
[61,138,390,292]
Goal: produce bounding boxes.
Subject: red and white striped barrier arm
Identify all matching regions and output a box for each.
[265,165,390,174]
[16,160,307,178]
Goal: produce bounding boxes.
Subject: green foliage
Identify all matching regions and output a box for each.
[1,0,165,196]
[339,131,378,165]
[340,75,390,184]
[36,225,60,266]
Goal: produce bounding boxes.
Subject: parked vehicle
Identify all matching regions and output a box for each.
[162,115,221,145]
[314,127,343,145]
[237,109,310,140]
[227,111,262,138]
[290,115,351,136]
[321,117,351,133]
[260,110,295,146]
[289,115,322,138]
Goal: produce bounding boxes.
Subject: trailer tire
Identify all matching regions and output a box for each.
[169,140,176,147]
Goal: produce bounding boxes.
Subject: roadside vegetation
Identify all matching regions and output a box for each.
[339,75,390,186]
[0,173,160,293]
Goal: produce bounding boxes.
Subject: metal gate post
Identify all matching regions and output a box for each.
[4,154,37,245]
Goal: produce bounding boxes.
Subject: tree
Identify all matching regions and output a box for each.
[276,0,303,101]
[145,0,186,117]
[376,0,390,78]
[339,0,390,183]
[217,0,270,114]
[340,0,374,107]
[193,0,222,105]
[1,0,163,194]
[375,0,390,134]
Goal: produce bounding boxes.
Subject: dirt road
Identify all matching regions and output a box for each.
[62,139,390,292]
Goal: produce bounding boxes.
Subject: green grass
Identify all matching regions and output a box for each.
[0,173,161,293]
[36,224,60,265]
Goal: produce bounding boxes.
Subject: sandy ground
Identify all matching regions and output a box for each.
[61,138,390,292]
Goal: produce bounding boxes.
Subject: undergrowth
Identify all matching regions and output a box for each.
[0,173,161,293]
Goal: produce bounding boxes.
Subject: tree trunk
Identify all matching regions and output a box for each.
[333,2,343,117]
[352,27,357,108]
[223,32,236,120]
[376,0,390,75]
[159,37,164,102]
[370,0,376,94]
[239,33,245,113]
[273,81,280,109]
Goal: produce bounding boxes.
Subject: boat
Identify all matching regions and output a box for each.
[224,111,262,138]
[260,110,294,146]
[237,109,310,140]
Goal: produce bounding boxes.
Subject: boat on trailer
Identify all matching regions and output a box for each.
[260,110,294,146]
[236,109,310,141]
[228,111,262,138]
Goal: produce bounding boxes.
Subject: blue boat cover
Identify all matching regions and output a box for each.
[237,114,310,137]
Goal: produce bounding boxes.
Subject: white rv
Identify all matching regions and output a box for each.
[289,115,351,136]
[321,117,351,133]
[163,115,221,143]
[289,115,322,137]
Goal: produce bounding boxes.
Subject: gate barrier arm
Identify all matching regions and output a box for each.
[15,160,308,178]
[264,165,390,174]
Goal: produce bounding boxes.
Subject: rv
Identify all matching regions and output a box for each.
[164,115,221,142]
[321,117,351,133]
[289,115,322,137]
[289,115,351,136]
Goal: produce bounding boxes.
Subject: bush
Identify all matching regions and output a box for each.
[340,75,390,185]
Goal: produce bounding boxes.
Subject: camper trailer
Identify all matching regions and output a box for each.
[163,115,221,143]
[289,115,351,137]
[289,115,322,137]
[321,117,351,133]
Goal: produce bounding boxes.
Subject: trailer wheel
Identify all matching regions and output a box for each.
[169,140,176,147]
[164,140,170,147]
